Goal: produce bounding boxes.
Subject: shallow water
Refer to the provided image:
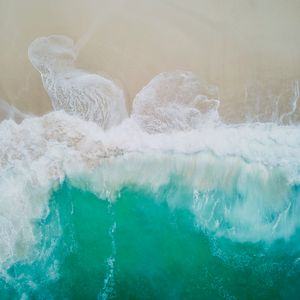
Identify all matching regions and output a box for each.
[2,179,300,300]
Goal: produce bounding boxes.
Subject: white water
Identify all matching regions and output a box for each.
[0,34,300,270]
[0,111,299,268]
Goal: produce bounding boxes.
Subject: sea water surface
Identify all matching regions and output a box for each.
[1,1,300,299]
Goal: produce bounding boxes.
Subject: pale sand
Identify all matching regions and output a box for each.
[0,0,299,121]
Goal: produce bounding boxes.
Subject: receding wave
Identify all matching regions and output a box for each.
[28,35,128,129]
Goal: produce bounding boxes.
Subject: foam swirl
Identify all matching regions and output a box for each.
[28,35,128,129]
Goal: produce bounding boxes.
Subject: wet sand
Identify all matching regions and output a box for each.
[0,0,299,122]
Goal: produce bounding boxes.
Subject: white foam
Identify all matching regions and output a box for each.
[0,110,299,268]
[28,35,128,129]
[280,80,300,124]
[243,79,300,123]
[132,71,220,133]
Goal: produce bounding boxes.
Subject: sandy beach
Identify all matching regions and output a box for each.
[0,0,300,122]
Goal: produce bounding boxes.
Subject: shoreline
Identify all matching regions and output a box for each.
[0,0,299,122]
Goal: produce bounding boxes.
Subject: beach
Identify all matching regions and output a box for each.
[0,0,299,121]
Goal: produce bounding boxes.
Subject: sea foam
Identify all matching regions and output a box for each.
[0,35,299,269]
[0,110,299,268]
[28,35,128,129]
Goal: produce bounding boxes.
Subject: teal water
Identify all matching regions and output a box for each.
[1,179,300,300]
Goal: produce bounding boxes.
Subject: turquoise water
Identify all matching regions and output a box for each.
[1,177,300,300]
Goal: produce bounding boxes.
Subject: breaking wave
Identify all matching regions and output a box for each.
[0,35,300,299]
